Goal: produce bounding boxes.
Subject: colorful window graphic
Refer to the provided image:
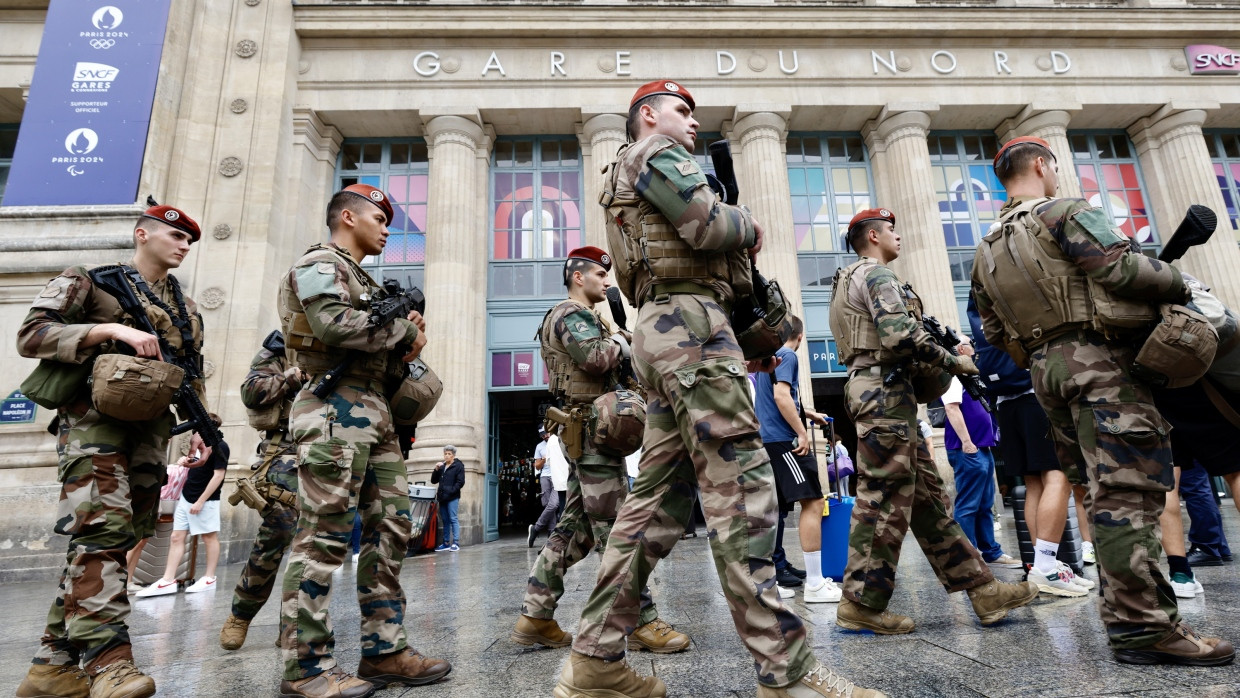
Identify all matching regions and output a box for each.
[787,135,873,252]
[492,138,583,261]
[1070,133,1156,245]
[489,351,543,389]
[0,125,17,202]
[930,133,1006,253]
[336,140,429,266]
[1205,131,1240,238]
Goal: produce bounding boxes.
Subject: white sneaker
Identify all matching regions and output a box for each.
[994,520,1002,532]
[803,579,843,604]
[1033,565,1087,597]
[126,581,143,594]
[1170,573,1204,599]
[777,585,795,599]
[1057,562,1095,590]
[986,553,1023,569]
[1082,541,1096,565]
[134,578,178,597]
[184,576,217,593]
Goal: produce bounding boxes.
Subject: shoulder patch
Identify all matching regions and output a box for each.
[315,261,335,275]
[676,160,698,176]
[294,263,342,303]
[1069,206,1127,248]
[647,146,708,194]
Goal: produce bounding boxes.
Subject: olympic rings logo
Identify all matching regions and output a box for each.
[90,39,115,49]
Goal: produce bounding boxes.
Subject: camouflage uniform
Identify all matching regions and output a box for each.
[230,345,300,622]
[16,264,204,673]
[973,197,1188,649]
[575,134,816,687]
[522,300,656,626]
[829,257,993,610]
[277,243,421,680]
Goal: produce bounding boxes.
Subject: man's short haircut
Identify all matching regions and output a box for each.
[325,190,367,231]
[994,141,1055,184]
[626,94,667,141]
[847,219,887,253]
[779,315,804,344]
[563,258,594,288]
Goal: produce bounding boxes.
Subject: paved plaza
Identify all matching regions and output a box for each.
[4,508,1240,697]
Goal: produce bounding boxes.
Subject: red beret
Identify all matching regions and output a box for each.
[141,205,201,242]
[993,136,1054,169]
[567,246,612,272]
[848,207,895,233]
[629,80,695,111]
[340,184,394,225]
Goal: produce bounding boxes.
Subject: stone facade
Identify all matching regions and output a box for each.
[0,0,1238,579]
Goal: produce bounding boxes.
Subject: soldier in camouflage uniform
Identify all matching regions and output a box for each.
[219,331,302,651]
[15,205,207,698]
[512,246,689,654]
[828,208,1039,637]
[277,184,451,698]
[972,136,1234,665]
[555,80,885,698]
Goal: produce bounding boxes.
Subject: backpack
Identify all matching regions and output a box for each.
[967,294,1033,398]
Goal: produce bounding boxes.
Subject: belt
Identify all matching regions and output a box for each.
[643,281,729,312]
[847,364,901,380]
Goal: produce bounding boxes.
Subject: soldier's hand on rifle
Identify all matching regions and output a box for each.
[749,217,766,259]
[403,330,427,363]
[283,366,306,389]
[407,310,426,332]
[949,354,980,376]
[109,323,163,360]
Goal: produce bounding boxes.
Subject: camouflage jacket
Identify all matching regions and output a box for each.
[539,298,622,405]
[241,345,294,430]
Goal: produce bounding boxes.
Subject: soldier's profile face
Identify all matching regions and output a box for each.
[136,222,192,270]
[875,221,901,263]
[1041,155,1060,197]
[647,97,698,150]
[580,265,610,304]
[348,206,390,257]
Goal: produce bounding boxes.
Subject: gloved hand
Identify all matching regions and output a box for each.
[949,354,979,376]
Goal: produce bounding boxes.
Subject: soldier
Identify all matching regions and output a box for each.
[15,204,207,698]
[219,330,302,650]
[828,207,1039,636]
[555,80,884,698]
[972,136,1235,665]
[277,183,450,698]
[512,245,690,654]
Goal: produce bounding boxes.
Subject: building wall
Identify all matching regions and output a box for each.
[0,0,1237,578]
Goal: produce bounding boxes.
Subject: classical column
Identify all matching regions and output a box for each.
[412,113,491,544]
[1130,107,1240,310]
[863,108,961,330]
[997,107,1082,199]
[579,113,627,249]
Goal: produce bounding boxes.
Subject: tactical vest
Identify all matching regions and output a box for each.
[974,198,1157,349]
[600,140,752,308]
[538,299,613,406]
[245,354,293,433]
[829,258,921,367]
[107,267,202,360]
[279,244,391,381]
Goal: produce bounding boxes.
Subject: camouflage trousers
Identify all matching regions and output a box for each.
[573,293,813,687]
[843,369,992,610]
[231,448,299,620]
[1030,332,1179,649]
[34,399,171,673]
[280,381,412,680]
[521,433,657,626]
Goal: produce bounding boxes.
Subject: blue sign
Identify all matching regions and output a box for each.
[0,390,37,424]
[2,1,172,207]
[808,339,848,375]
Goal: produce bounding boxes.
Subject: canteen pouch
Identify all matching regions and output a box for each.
[90,354,184,421]
[1132,303,1218,389]
[21,359,91,410]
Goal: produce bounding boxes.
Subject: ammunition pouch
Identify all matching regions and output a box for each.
[545,406,585,460]
[389,358,443,426]
[589,389,646,458]
[246,402,283,432]
[1132,303,1218,389]
[732,277,789,361]
[89,354,184,421]
[21,359,91,410]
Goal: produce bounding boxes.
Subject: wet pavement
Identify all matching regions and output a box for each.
[4,505,1240,697]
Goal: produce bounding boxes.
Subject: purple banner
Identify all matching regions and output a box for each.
[1185,45,1240,76]
[2,1,171,207]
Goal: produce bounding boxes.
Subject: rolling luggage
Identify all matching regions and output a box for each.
[817,416,854,582]
[407,481,439,556]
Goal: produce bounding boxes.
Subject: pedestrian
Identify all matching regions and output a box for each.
[432,445,465,551]
[555,80,882,698]
[828,206,1038,636]
[527,425,559,546]
[972,135,1233,665]
[15,204,207,698]
[548,431,570,518]
[277,183,450,696]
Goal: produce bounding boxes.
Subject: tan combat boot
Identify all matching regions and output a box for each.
[88,660,155,698]
[834,598,915,635]
[279,666,374,698]
[512,614,573,648]
[16,664,89,698]
[628,619,691,654]
[356,647,451,687]
[1114,622,1236,666]
[756,664,888,698]
[220,614,250,651]
[552,651,667,698]
[967,579,1039,626]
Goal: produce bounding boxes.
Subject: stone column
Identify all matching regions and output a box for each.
[579,112,627,249]
[997,107,1082,200]
[863,107,961,330]
[1129,107,1240,310]
[412,113,491,544]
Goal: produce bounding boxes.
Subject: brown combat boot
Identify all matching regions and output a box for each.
[279,666,374,698]
[756,663,888,698]
[552,651,666,698]
[512,614,573,648]
[835,598,915,635]
[87,660,155,698]
[356,647,451,688]
[220,614,250,651]
[627,619,690,654]
[16,664,90,698]
[1114,622,1236,666]
[967,579,1039,626]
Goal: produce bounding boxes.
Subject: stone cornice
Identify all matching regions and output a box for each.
[424,114,488,149]
[864,109,932,152]
[292,107,344,163]
[580,113,626,144]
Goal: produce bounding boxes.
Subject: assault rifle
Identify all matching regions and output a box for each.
[604,286,640,388]
[309,277,426,400]
[1158,205,1217,264]
[89,265,224,447]
[883,312,992,414]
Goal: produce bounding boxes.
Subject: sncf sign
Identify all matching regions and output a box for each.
[1186,45,1240,75]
